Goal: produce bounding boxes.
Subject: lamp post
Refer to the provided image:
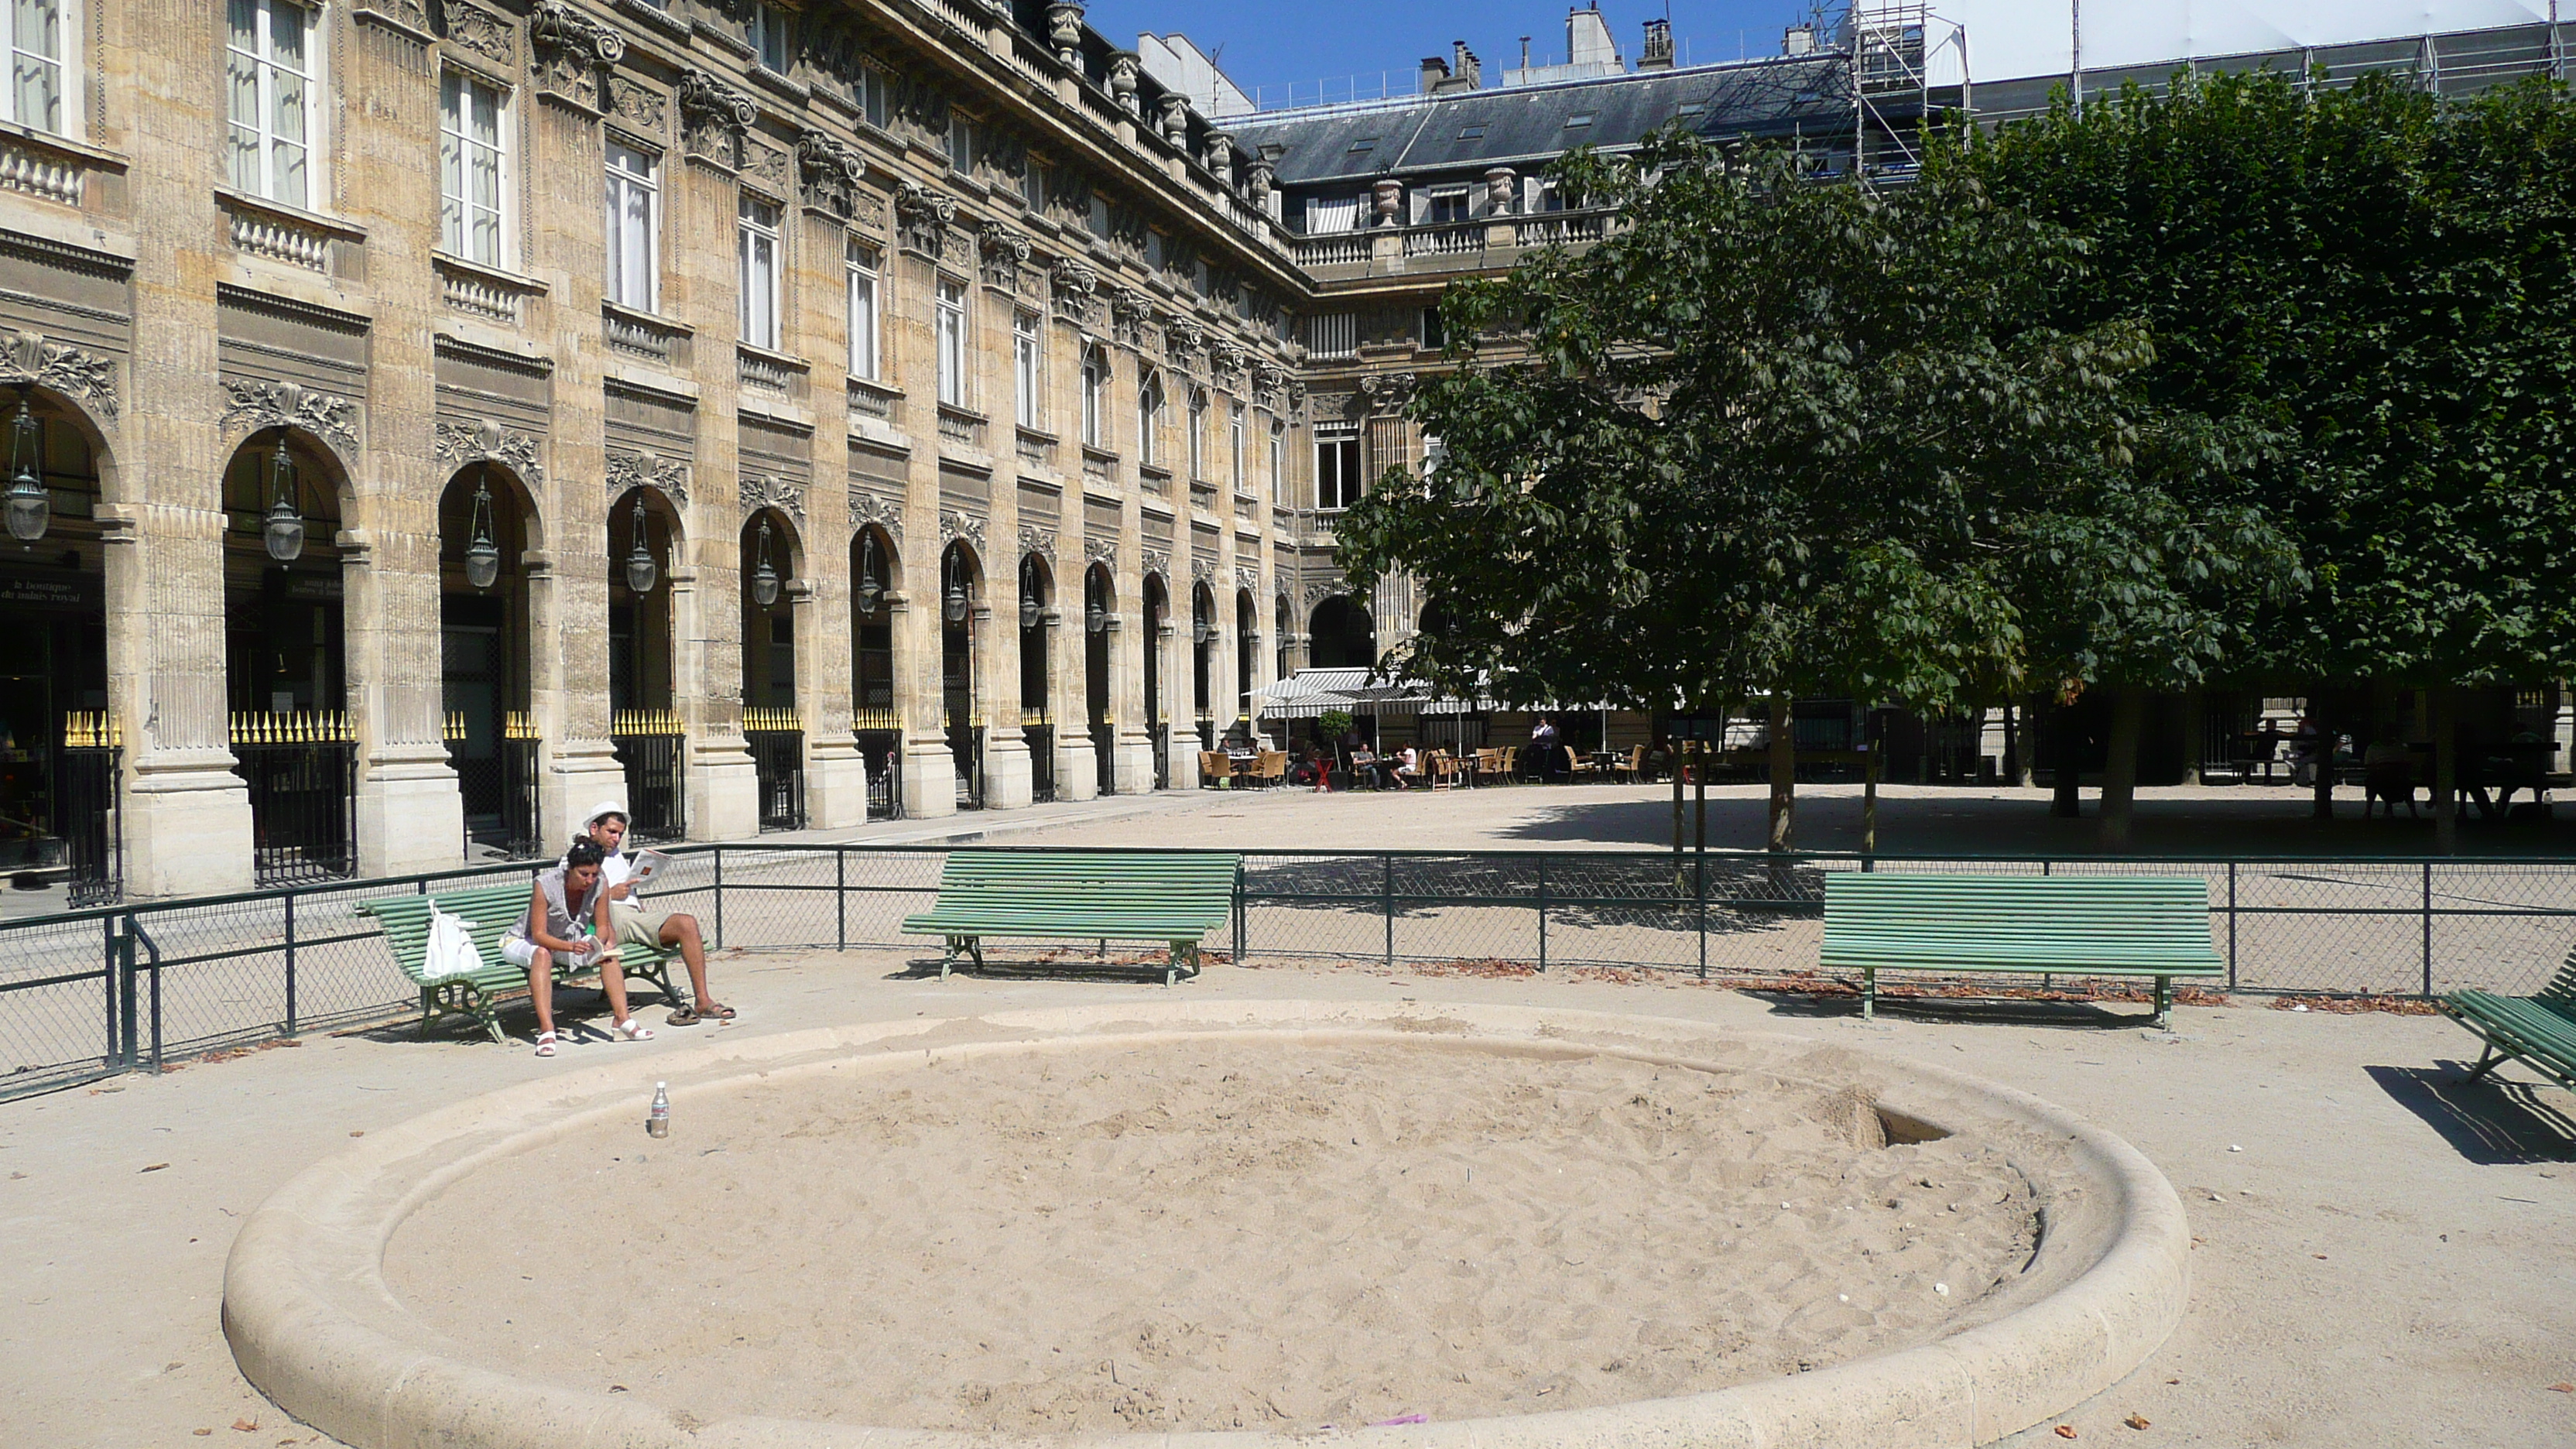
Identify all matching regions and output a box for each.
[623,497,659,594]
[462,479,502,590]
[750,518,781,608]
[3,395,45,546]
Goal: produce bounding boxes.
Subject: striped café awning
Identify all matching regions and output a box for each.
[1250,668,1497,718]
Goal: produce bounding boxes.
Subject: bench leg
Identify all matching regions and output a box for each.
[1862,967,1876,1022]
[419,988,437,1040]
[2152,977,2173,1033]
[940,936,957,980]
[2465,1043,2503,1081]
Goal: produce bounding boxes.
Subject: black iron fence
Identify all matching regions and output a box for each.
[611,711,687,844]
[1026,722,1057,805]
[745,711,807,832]
[446,714,542,861]
[231,712,358,888]
[1151,723,1170,790]
[948,723,985,810]
[10,844,2575,1104]
[855,728,903,820]
[1091,721,1115,796]
[60,713,121,907]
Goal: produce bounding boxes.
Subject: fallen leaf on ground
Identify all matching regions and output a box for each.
[141,1163,170,1173]
[2055,1427,2078,1440]
[2549,1382,2574,1392]
[232,1419,259,1432]
[2124,1415,2151,1430]
[192,1432,211,1438]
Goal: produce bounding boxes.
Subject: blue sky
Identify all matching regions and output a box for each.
[1085,1,1827,109]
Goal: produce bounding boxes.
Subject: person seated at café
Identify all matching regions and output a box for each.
[1392,745,1423,789]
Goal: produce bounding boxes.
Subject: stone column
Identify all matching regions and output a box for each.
[672,139,756,841]
[895,247,955,816]
[978,283,1032,811]
[793,211,866,829]
[116,0,253,896]
[341,13,464,877]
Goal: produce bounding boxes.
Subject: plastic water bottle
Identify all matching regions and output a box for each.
[647,1082,670,1139]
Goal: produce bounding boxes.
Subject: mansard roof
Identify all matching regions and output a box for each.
[1231,56,1853,187]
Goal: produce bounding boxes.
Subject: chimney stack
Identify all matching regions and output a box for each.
[1640,18,1674,70]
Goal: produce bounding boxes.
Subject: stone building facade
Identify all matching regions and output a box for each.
[0,0,1347,897]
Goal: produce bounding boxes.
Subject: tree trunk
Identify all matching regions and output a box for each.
[2049,701,2083,817]
[1767,694,1796,852]
[1670,731,1686,859]
[2311,697,2336,821]
[2099,686,2145,851]
[2432,685,2458,856]
[2005,699,2029,786]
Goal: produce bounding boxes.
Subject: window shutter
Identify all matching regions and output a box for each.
[1408,190,1430,226]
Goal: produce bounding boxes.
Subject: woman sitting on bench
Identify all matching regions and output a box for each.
[502,839,655,1057]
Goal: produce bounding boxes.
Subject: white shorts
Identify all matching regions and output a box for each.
[500,936,543,969]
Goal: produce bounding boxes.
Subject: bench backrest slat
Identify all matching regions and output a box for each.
[923,851,1239,926]
[1823,873,2220,963]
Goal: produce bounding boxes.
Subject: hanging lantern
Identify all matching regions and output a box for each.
[1085,574,1107,635]
[1019,559,1042,632]
[462,479,502,591]
[3,396,45,546]
[855,533,883,615]
[942,555,969,624]
[262,445,306,564]
[1192,599,1211,647]
[751,518,782,608]
[623,498,659,594]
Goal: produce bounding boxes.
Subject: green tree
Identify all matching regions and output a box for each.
[1338,135,2276,850]
[1959,71,2576,851]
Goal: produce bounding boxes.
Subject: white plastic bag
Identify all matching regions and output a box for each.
[423,906,487,983]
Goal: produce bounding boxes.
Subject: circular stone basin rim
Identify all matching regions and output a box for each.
[222,1001,2191,1449]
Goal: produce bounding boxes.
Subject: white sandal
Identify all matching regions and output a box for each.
[614,1018,654,1042]
[533,1030,559,1057]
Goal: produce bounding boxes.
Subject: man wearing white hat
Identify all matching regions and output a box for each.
[578,800,734,1026]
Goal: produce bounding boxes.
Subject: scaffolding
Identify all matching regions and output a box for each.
[1847,2,1968,187]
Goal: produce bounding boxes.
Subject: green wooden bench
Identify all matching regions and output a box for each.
[358,883,679,1043]
[1821,873,2226,1029]
[900,851,1241,985]
[2438,944,2576,1094]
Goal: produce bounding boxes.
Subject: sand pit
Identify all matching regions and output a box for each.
[225,1002,2191,1448]
[389,1040,2039,1434]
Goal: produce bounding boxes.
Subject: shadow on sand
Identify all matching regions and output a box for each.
[2363,1061,2576,1164]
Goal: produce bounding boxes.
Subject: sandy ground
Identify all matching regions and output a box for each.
[4,951,2571,1447]
[386,1039,2043,1435]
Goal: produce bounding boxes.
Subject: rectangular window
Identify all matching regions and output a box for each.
[8,0,65,135]
[439,71,507,266]
[738,193,781,349]
[1306,194,1362,234]
[1012,310,1041,430]
[1307,312,1358,360]
[226,0,313,207]
[845,238,879,379]
[1081,348,1105,448]
[1137,373,1163,467]
[1315,423,1362,510]
[604,141,659,310]
[935,277,970,408]
[1269,422,1287,506]
[1427,190,1471,225]
[1229,403,1246,492]
[1187,390,1208,480]
[857,63,887,128]
[1021,158,1045,211]
[1419,305,1446,351]
[947,112,974,172]
[748,2,790,73]
[1088,191,1112,240]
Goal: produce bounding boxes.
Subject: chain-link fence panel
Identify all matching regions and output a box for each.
[0,913,123,1094]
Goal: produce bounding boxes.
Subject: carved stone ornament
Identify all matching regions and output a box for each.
[741,471,807,522]
[1108,52,1140,115]
[1243,159,1276,204]
[1286,380,1309,417]
[1203,130,1234,184]
[978,223,1030,289]
[1046,2,1085,66]
[355,0,432,37]
[529,1,624,101]
[741,139,791,197]
[221,378,357,458]
[607,77,666,130]
[606,447,690,505]
[1139,546,1170,581]
[440,1,514,63]
[1049,258,1098,320]
[433,416,543,480]
[1361,372,1420,411]
[1235,564,1259,594]
[678,69,757,163]
[795,130,867,219]
[1109,288,1151,346]
[0,330,120,426]
[1164,320,1203,360]
[1252,361,1286,399]
[1300,578,1348,610]
[893,180,956,259]
[1190,556,1214,584]
[1158,94,1191,147]
[1017,523,1057,558]
[848,489,903,542]
[1081,535,1118,564]
[1209,341,1245,379]
[939,509,987,553]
